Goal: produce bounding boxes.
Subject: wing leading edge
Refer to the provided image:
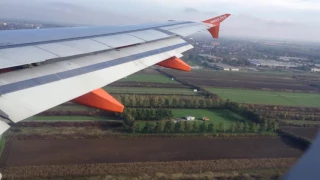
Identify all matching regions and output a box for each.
[0,14,231,134]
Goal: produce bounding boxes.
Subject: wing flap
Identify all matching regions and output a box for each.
[127,30,170,41]
[0,46,58,69]
[92,34,145,48]
[59,39,111,53]
[35,43,83,57]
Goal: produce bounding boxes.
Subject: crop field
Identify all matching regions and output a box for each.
[119,73,178,84]
[28,116,107,121]
[205,87,320,107]
[104,87,197,95]
[172,109,245,126]
[164,69,319,92]
[2,137,302,167]
[280,127,319,140]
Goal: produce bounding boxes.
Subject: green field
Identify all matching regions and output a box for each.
[105,87,197,95]
[172,109,246,126]
[49,105,95,111]
[120,73,178,84]
[29,116,108,121]
[206,87,320,107]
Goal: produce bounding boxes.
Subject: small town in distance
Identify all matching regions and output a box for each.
[0,19,319,180]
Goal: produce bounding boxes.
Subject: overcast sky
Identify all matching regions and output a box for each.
[0,0,319,42]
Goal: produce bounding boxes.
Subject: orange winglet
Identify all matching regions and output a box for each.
[203,14,231,25]
[208,25,220,38]
[203,14,231,39]
[72,88,124,113]
[157,57,191,72]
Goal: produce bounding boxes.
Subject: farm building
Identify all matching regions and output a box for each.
[185,116,195,121]
[202,117,210,121]
[208,63,239,71]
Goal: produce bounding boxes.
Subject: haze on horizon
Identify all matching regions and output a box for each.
[0,0,319,42]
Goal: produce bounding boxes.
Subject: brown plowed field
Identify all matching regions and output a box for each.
[3,137,302,167]
[164,70,318,92]
[280,127,319,140]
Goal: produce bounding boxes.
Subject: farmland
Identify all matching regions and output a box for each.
[163,69,319,92]
[2,68,318,179]
[28,116,107,121]
[206,87,320,107]
[120,73,178,84]
[280,127,319,140]
[172,109,246,126]
[3,137,302,167]
[104,87,197,95]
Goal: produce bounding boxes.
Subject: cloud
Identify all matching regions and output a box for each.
[183,7,200,13]
[0,0,319,42]
[0,1,143,25]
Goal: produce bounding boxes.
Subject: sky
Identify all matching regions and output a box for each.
[0,0,319,42]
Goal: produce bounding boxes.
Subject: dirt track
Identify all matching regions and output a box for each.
[3,137,302,167]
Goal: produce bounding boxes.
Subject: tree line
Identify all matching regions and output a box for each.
[115,95,265,124]
[122,108,173,126]
[131,120,278,134]
[113,94,224,109]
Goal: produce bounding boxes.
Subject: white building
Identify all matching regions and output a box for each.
[185,116,195,121]
[212,63,239,71]
[311,68,320,72]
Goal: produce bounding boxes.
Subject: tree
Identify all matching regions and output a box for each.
[154,121,164,133]
[174,122,181,133]
[207,123,215,133]
[218,123,225,133]
[270,121,278,132]
[257,123,261,132]
[252,123,258,133]
[235,122,241,132]
[192,121,198,133]
[267,120,273,132]
[248,122,254,132]
[262,120,268,132]
[142,122,152,133]
[128,96,136,107]
[165,97,173,108]
[184,121,192,133]
[132,122,141,133]
[199,122,207,133]
[230,123,236,133]
[243,122,249,133]
[123,113,135,127]
[163,121,174,133]
[240,122,244,133]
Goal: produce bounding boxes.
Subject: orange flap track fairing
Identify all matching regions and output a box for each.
[157,56,191,72]
[72,88,124,113]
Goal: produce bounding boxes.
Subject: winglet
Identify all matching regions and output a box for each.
[203,14,231,38]
[203,14,231,25]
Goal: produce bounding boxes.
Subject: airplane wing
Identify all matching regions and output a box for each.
[0,14,231,134]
